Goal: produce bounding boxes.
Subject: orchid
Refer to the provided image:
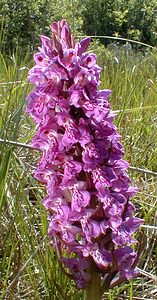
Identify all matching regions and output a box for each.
[27,19,143,300]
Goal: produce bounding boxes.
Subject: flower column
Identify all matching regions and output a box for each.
[27,19,143,299]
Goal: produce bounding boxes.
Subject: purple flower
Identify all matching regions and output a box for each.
[61,160,82,187]
[71,188,90,212]
[62,257,90,289]
[62,120,80,150]
[112,217,143,245]
[27,19,143,290]
[81,216,101,242]
[91,248,112,270]
[113,246,139,280]
[82,143,102,171]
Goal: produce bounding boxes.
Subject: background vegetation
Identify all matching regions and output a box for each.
[0,0,157,52]
[0,1,157,299]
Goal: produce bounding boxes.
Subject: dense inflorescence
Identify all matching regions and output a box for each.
[27,19,142,289]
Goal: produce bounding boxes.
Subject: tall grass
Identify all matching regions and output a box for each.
[0,46,157,300]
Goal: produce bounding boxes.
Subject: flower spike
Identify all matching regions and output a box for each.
[27,19,143,293]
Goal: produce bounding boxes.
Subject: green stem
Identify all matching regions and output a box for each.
[85,269,101,300]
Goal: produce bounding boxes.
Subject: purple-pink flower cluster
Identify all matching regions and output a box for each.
[27,19,142,289]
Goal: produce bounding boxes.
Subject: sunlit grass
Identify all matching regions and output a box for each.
[0,46,157,299]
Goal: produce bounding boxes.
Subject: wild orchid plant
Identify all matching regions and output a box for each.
[27,19,143,300]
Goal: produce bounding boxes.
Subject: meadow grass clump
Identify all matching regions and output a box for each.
[0,45,157,300]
